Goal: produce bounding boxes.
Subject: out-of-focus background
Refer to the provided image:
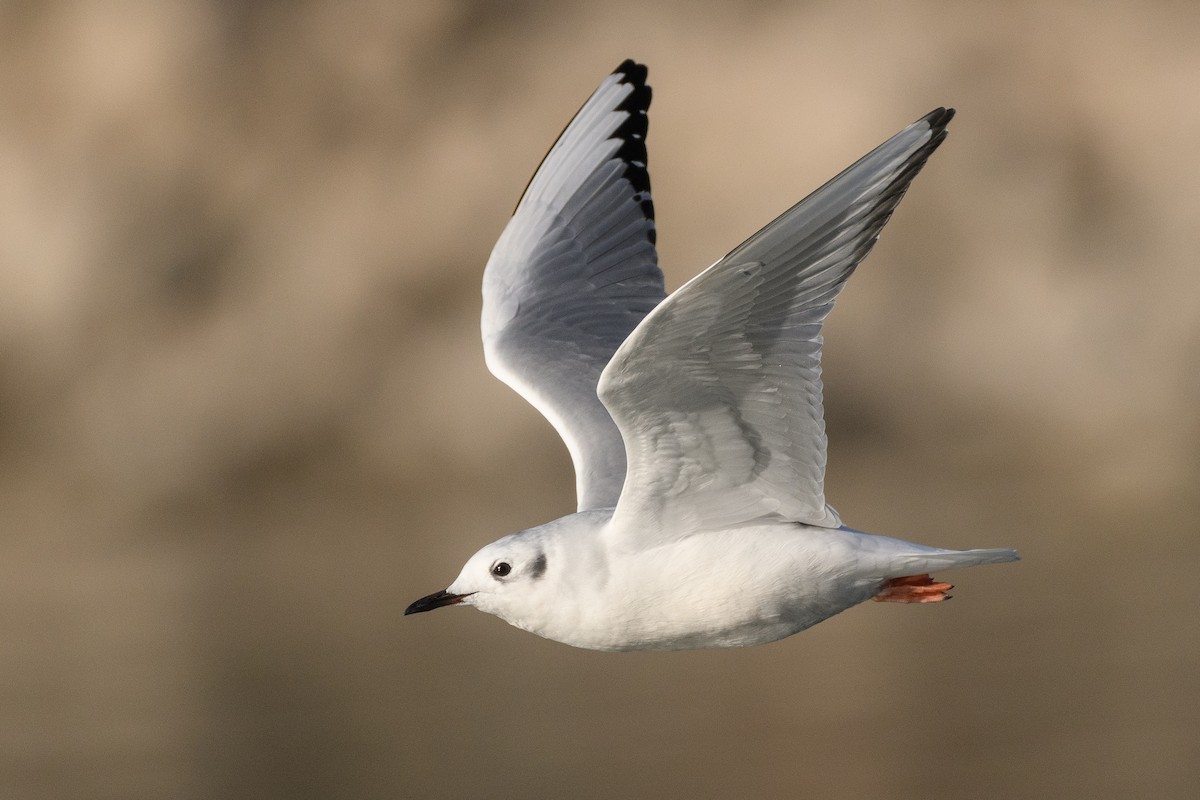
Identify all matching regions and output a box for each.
[2,1,1198,798]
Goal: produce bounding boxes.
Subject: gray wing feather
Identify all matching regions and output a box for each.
[599,109,954,541]
[482,61,665,512]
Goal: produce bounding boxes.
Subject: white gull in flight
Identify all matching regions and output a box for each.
[406,60,1018,651]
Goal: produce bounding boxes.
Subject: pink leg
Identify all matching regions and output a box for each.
[872,574,953,604]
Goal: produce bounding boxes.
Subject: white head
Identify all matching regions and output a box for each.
[405,531,558,631]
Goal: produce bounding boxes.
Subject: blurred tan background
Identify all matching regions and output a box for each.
[2,1,1198,798]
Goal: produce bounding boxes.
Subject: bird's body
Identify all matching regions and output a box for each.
[406,60,1018,650]
[440,511,1015,651]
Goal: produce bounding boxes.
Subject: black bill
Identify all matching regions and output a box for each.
[405,589,472,615]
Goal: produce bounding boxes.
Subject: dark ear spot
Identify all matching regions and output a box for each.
[529,553,547,580]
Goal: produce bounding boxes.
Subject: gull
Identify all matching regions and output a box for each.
[406,60,1017,651]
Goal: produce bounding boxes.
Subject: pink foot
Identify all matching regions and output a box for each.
[872,574,953,604]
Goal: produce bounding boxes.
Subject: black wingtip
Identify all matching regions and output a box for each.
[613,59,651,122]
[610,61,654,227]
[920,107,956,134]
[613,59,648,85]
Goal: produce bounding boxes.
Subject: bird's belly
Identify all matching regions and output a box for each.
[564,527,884,651]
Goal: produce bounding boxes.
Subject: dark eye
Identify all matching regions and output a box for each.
[491,561,512,578]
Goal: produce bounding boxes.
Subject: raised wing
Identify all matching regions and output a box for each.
[599,108,954,543]
[482,60,665,512]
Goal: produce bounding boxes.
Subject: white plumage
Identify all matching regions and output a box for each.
[407,60,1018,651]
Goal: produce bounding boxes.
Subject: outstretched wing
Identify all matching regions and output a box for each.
[599,109,954,543]
[482,60,665,512]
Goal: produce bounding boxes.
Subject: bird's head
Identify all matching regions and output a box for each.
[405,532,553,625]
